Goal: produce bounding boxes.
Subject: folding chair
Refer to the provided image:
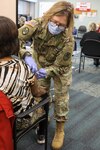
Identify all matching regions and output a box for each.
[79,39,100,72]
[77,25,87,39]
[13,94,49,150]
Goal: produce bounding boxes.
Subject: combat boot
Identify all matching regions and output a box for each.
[51,121,65,150]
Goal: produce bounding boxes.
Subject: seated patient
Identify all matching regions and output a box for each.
[80,22,100,66]
[0,16,47,129]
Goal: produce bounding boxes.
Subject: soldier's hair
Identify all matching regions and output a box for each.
[0,16,19,58]
[42,1,74,36]
[89,23,97,31]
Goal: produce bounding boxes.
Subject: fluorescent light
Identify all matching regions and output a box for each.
[24,0,37,2]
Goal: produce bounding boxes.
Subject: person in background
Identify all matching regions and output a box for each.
[72,27,77,52]
[0,16,47,148]
[18,16,26,28]
[18,1,74,149]
[96,23,100,33]
[72,26,77,37]
[80,22,100,67]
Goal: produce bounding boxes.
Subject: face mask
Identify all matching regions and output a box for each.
[47,21,65,35]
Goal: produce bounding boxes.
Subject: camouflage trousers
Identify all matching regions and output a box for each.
[32,51,72,122]
[16,108,45,130]
[38,72,72,122]
[16,101,45,131]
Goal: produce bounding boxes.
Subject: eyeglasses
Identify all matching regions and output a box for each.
[50,19,66,30]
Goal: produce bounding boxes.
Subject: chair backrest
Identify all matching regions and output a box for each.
[82,39,100,57]
[78,25,87,33]
[14,94,49,150]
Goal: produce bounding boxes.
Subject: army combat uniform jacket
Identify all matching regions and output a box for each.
[19,18,74,121]
[19,18,74,79]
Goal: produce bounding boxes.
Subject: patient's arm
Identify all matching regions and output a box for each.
[27,76,47,97]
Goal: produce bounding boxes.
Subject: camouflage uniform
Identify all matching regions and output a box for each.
[18,18,74,122]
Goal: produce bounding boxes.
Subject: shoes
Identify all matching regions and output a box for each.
[35,127,45,144]
[37,134,45,144]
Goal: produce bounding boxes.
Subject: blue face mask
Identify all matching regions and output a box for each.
[48,21,65,35]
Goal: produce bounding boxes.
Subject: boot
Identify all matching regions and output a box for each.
[52,121,65,150]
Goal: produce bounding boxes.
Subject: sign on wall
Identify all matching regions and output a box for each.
[74,2,97,18]
[76,2,91,12]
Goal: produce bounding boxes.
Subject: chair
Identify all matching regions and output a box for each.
[13,93,49,150]
[77,25,87,39]
[79,39,100,72]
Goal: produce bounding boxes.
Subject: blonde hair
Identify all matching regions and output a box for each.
[89,23,97,31]
[42,1,74,36]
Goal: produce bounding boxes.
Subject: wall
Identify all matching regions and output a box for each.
[38,0,100,30]
[0,0,99,29]
[69,0,100,29]
[18,0,35,18]
[30,3,35,18]
[0,0,16,23]
[18,0,30,15]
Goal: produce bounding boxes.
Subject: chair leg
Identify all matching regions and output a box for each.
[79,53,82,73]
[83,56,85,70]
[44,102,49,150]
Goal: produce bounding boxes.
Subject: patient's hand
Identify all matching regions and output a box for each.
[36,86,47,97]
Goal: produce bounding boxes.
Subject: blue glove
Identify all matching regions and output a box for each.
[24,56,38,73]
[36,68,47,79]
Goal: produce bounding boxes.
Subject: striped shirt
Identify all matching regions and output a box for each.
[0,57,34,115]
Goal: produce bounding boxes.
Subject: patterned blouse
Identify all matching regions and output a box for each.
[0,57,34,115]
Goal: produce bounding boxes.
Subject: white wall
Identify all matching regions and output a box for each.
[39,2,55,17]
[0,0,16,23]
[38,0,100,29]
[17,0,100,29]
[69,0,100,29]
[0,0,99,28]
[18,0,30,15]
[18,0,35,18]
[30,3,35,18]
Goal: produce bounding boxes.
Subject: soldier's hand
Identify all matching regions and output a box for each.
[36,68,47,79]
[24,56,38,73]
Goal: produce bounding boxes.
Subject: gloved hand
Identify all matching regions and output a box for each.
[24,56,38,73]
[36,68,47,79]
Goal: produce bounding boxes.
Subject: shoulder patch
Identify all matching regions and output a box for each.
[22,27,29,35]
[63,52,71,61]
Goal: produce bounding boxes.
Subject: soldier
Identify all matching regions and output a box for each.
[18,1,74,149]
